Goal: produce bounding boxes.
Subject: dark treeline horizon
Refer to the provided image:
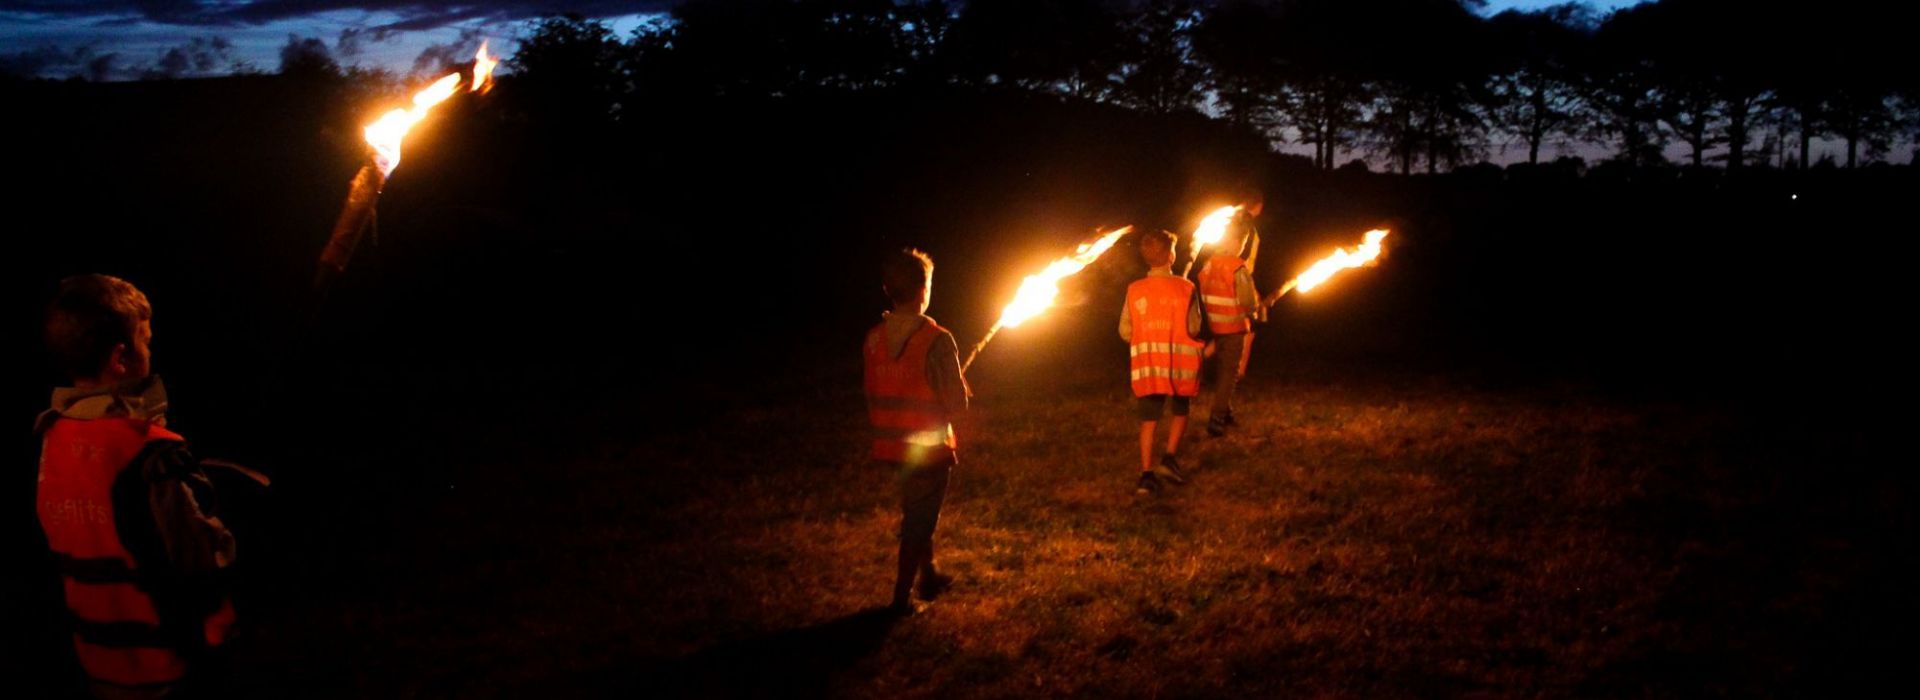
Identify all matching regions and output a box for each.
[154,0,1918,173]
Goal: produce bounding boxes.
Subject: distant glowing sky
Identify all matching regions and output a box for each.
[0,1,1652,81]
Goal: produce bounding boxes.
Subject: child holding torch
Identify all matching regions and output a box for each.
[864,249,968,615]
[35,275,241,698]
[1121,231,1205,494]
[1196,196,1264,437]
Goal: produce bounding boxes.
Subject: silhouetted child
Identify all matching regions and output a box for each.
[863,249,968,615]
[36,274,238,699]
[1122,230,1205,494]
[1196,194,1265,436]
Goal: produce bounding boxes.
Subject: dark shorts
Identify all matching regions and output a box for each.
[895,458,952,545]
[1136,394,1192,421]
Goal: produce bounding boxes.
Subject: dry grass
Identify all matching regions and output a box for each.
[225,365,1903,699]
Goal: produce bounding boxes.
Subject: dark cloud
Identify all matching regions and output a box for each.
[410,25,484,76]
[2,34,240,80]
[334,25,382,56]
[2,1,678,27]
[143,36,235,77]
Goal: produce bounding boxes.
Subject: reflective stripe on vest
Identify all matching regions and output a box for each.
[1126,276,1205,397]
[863,319,956,465]
[37,417,229,687]
[1199,255,1251,335]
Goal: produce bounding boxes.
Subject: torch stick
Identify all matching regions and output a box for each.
[311,44,496,298]
[1259,279,1298,311]
[313,164,386,293]
[961,323,1002,373]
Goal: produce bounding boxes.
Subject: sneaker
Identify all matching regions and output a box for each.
[1135,472,1160,495]
[886,599,927,617]
[1206,416,1229,437]
[916,571,954,601]
[1219,411,1239,428]
[1153,455,1188,485]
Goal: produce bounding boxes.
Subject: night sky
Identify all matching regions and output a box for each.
[2,1,1647,81]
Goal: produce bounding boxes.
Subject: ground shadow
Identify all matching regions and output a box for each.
[543,607,903,698]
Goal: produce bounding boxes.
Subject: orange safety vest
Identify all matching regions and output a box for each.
[37,417,234,689]
[1199,254,1251,336]
[863,319,957,465]
[1126,275,1205,397]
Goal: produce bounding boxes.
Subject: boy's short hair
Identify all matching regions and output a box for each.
[881,248,934,306]
[46,274,151,380]
[1237,187,1265,208]
[1140,230,1176,268]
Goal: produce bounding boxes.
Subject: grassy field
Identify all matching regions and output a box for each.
[206,356,1904,699]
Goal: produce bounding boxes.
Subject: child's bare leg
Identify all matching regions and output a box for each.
[893,540,928,608]
[1165,415,1188,456]
[1139,420,1158,472]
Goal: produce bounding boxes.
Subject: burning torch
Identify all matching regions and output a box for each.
[1258,229,1391,310]
[313,43,498,292]
[961,226,1133,372]
[1181,205,1241,278]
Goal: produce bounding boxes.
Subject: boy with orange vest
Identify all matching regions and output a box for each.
[1121,231,1205,494]
[1195,197,1264,437]
[864,249,968,615]
[36,275,238,699]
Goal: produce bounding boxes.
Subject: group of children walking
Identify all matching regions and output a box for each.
[28,197,1264,694]
[863,195,1266,614]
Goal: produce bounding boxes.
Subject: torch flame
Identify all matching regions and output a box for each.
[364,72,462,178]
[1293,229,1390,293]
[996,226,1133,329]
[1188,205,1241,261]
[471,42,498,93]
[362,39,496,179]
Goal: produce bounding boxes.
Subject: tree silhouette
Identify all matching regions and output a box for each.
[1589,5,1670,166]
[894,0,958,86]
[945,0,1128,100]
[1113,0,1207,115]
[1356,0,1493,174]
[497,0,1915,171]
[278,34,341,81]
[1903,88,1920,165]
[1485,4,1594,165]
[1770,52,1828,169]
[1815,2,1903,168]
[1657,73,1724,168]
[1190,0,1287,136]
[512,14,625,122]
[637,0,906,97]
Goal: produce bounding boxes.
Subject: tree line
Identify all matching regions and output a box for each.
[437,1,1920,171]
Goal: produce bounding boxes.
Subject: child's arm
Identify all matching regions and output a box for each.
[1235,267,1262,324]
[927,331,969,416]
[112,440,235,650]
[1187,295,1203,337]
